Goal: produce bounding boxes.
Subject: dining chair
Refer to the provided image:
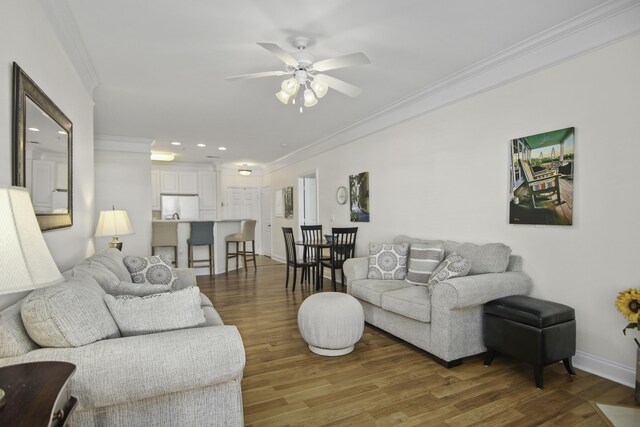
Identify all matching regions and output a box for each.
[321,227,358,291]
[282,227,316,292]
[300,225,323,286]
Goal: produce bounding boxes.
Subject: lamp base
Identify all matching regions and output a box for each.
[108,237,123,251]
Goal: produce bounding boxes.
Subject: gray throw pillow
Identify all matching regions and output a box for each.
[123,255,180,288]
[104,287,206,337]
[405,241,444,285]
[21,279,121,348]
[368,243,409,280]
[427,253,471,295]
[72,261,121,290]
[0,300,39,357]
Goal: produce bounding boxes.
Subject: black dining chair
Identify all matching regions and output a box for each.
[321,227,358,291]
[300,225,324,286]
[282,227,316,292]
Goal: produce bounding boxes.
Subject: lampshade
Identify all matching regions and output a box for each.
[303,89,318,107]
[281,78,299,96]
[276,90,290,104]
[310,80,328,99]
[0,187,63,295]
[95,208,134,250]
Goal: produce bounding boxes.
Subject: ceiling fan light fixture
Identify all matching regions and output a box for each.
[303,89,318,107]
[310,80,328,99]
[276,90,290,104]
[281,78,299,96]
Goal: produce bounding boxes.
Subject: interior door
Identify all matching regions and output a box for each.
[225,186,261,252]
[260,186,272,257]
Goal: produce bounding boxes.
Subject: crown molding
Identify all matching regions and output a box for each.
[38,0,100,94]
[95,135,154,153]
[264,0,640,174]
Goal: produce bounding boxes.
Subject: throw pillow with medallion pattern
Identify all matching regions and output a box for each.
[123,255,180,288]
[426,253,471,295]
[368,243,409,280]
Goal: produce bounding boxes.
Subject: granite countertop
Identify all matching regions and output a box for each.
[152,219,246,223]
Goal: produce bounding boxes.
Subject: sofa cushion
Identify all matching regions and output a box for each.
[351,279,412,307]
[368,243,409,280]
[444,242,512,275]
[21,278,121,348]
[427,253,471,294]
[104,287,206,337]
[88,248,131,282]
[72,261,120,290]
[65,267,171,296]
[0,300,39,357]
[381,285,431,322]
[123,255,180,288]
[405,241,444,285]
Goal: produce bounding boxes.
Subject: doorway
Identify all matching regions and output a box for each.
[224,186,261,252]
[260,186,272,257]
[298,170,318,229]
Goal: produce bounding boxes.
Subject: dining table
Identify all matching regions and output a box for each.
[294,240,331,290]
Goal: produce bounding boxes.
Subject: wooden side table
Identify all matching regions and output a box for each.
[0,361,77,426]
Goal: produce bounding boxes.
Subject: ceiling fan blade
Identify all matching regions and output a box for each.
[315,74,362,98]
[226,70,290,81]
[257,42,299,68]
[312,52,371,72]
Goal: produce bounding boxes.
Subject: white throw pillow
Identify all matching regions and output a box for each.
[368,243,409,280]
[104,287,206,337]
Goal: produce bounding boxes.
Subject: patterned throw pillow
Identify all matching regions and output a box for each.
[405,242,444,285]
[123,255,180,288]
[368,243,409,280]
[427,253,471,295]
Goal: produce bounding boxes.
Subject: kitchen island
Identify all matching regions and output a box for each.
[152,219,246,275]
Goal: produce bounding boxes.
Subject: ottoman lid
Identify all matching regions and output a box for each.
[484,295,574,328]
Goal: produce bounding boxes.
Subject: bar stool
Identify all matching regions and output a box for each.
[151,222,178,266]
[187,221,214,276]
[225,219,257,273]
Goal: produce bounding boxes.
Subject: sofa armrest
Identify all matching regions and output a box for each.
[432,272,533,310]
[343,257,369,293]
[0,325,245,411]
[173,268,196,289]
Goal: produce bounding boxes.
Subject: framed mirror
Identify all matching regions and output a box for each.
[13,62,73,231]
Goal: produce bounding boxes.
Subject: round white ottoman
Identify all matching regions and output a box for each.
[297,292,364,356]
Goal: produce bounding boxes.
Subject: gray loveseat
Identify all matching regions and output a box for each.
[0,249,245,426]
[343,236,533,366]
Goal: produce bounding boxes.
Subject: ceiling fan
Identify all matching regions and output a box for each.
[226,37,371,111]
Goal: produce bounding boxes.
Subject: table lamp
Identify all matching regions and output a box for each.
[94,206,134,251]
[0,187,64,407]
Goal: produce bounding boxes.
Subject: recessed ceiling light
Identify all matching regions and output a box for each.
[281,143,288,147]
[218,146,227,151]
[58,130,67,135]
[197,143,206,147]
[28,127,39,132]
[170,141,181,146]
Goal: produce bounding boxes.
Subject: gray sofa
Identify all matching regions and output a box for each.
[0,249,245,426]
[343,236,533,366]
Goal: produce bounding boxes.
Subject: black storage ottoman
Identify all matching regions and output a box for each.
[483,295,576,388]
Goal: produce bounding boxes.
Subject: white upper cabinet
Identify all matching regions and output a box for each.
[160,171,179,193]
[198,171,216,209]
[179,172,198,194]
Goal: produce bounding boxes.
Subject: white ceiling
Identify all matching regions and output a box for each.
[63,0,609,169]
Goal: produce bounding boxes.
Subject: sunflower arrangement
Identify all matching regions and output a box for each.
[616,288,640,348]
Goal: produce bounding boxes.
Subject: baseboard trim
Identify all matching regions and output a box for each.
[573,350,635,388]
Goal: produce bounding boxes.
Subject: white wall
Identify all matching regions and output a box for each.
[95,138,152,256]
[264,35,640,384]
[0,0,95,308]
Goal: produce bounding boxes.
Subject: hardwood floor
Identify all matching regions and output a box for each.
[198,257,635,426]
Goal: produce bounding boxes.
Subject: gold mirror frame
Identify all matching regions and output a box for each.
[13,62,73,231]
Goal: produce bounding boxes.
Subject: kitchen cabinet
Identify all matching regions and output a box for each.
[198,171,216,209]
